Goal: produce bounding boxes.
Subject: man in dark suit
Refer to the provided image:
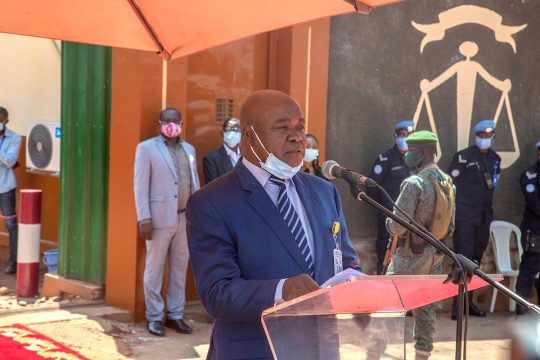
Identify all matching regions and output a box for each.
[202,117,241,184]
[187,90,359,359]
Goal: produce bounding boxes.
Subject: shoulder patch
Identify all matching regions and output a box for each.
[526,184,536,193]
[451,169,460,178]
[526,171,537,180]
[374,164,383,174]
[458,154,467,164]
[379,154,388,162]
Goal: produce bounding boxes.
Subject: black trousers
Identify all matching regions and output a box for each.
[516,231,540,303]
[453,220,490,264]
[0,189,18,263]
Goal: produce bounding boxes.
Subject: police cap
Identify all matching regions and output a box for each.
[394,120,415,133]
[474,120,496,134]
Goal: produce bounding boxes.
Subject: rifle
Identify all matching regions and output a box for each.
[382,234,398,275]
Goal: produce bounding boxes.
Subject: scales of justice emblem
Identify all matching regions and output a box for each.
[411,5,526,168]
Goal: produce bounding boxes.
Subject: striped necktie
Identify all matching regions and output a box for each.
[269,176,315,277]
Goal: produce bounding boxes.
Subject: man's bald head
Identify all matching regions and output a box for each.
[240,90,306,167]
[240,90,301,127]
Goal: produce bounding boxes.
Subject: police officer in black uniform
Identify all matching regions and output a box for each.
[448,120,501,319]
[367,120,414,274]
[515,141,540,315]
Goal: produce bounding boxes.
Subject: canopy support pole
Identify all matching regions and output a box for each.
[126,0,171,60]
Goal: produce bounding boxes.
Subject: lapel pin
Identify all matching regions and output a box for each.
[332,221,340,238]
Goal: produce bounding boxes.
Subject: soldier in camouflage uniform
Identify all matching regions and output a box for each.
[386,130,455,360]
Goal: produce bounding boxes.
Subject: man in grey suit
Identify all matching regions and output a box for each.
[134,107,200,337]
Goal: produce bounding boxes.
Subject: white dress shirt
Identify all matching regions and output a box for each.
[224,145,241,166]
[242,157,315,304]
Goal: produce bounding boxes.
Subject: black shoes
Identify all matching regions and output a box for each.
[451,302,487,320]
[165,318,193,334]
[468,302,486,317]
[5,262,16,274]
[147,319,192,336]
[147,321,165,337]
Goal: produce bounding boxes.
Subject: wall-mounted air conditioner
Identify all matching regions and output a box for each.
[26,121,61,174]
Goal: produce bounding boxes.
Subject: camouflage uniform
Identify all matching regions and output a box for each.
[386,163,455,354]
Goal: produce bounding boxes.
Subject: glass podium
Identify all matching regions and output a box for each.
[261,274,501,360]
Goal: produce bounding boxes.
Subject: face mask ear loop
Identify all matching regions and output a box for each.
[249,125,270,163]
[250,144,263,163]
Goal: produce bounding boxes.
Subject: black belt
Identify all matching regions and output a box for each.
[177,209,186,214]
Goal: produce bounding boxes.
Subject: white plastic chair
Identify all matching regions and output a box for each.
[489,220,522,312]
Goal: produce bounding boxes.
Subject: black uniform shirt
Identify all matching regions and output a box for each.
[367,145,409,210]
[447,145,501,225]
[520,162,540,234]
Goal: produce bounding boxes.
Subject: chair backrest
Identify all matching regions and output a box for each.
[490,220,522,273]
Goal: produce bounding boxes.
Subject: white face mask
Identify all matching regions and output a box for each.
[304,149,319,162]
[475,136,493,150]
[0,123,5,131]
[249,125,302,179]
[223,131,241,148]
[395,136,408,151]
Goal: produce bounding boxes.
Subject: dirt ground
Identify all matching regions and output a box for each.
[0,269,531,359]
[0,299,525,360]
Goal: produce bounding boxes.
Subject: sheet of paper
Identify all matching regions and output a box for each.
[321,268,367,288]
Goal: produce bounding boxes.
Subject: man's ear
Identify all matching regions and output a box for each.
[242,127,253,144]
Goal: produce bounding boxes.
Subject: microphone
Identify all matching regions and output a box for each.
[321,160,376,187]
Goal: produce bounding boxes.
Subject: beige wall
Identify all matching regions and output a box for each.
[0,34,61,135]
[0,34,61,257]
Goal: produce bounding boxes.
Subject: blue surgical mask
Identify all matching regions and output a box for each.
[224,131,241,148]
[395,136,408,151]
[304,149,319,162]
[249,125,302,179]
[475,136,493,150]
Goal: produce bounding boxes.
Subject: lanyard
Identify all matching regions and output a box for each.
[0,136,6,151]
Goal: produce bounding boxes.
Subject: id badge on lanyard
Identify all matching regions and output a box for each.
[332,221,343,274]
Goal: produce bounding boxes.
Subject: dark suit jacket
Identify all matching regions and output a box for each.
[186,161,359,359]
[202,146,234,184]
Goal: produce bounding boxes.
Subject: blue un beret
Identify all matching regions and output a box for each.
[535,141,540,149]
[394,120,415,132]
[474,120,496,134]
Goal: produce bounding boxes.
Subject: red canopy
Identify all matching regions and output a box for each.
[0,0,402,59]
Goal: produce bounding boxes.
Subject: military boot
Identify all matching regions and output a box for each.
[468,291,486,317]
[415,350,430,360]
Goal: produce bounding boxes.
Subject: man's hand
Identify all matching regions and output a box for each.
[282,274,320,301]
[444,268,472,285]
[138,221,153,240]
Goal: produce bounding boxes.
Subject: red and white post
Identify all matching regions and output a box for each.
[15,189,42,298]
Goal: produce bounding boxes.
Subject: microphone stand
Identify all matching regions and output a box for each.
[349,185,540,360]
